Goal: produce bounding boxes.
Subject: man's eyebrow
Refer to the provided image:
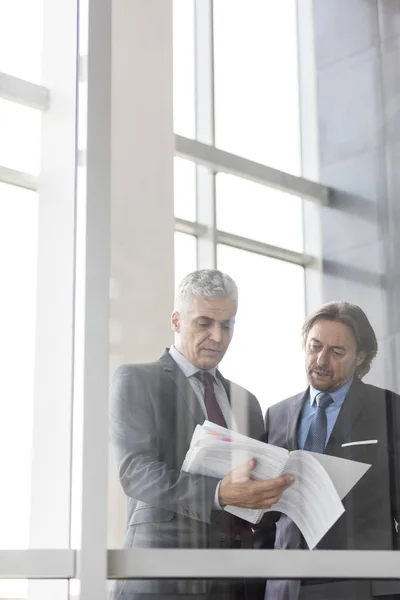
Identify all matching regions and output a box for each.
[196,316,235,324]
[222,318,235,325]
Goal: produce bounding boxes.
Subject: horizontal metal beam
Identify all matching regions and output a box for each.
[175,135,330,205]
[0,165,38,191]
[175,217,207,237]
[1,549,399,580]
[175,218,313,267]
[0,550,75,579]
[217,230,313,267]
[0,72,50,111]
[108,549,400,580]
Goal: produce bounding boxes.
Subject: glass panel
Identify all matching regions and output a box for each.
[213,0,301,175]
[174,157,196,222]
[173,0,196,138]
[217,244,306,413]
[0,184,38,553]
[216,173,304,252]
[0,0,43,83]
[0,184,39,600]
[174,231,197,289]
[0,580,27,599]
[0,580,68,600]
[0,99,41,175]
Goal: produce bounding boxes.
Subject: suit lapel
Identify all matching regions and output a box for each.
[287,390,308,451]
[159,349,204,425]
[325,378,365,452]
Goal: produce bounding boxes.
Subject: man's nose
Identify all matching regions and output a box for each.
[317,348,329,365]
[209,323,222,343]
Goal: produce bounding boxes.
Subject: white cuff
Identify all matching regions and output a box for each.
[213,480,223,510]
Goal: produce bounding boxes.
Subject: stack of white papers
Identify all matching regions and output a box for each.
[182,421,371,549]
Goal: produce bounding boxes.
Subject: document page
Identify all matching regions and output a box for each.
[307,451,370,500]
[182,422,371,545]
[182,426,290,524]
[266,451,345,549]
[183,441,287,524]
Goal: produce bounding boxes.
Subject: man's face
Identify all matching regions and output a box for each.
[171,295,236,370]
[305,319,366,392]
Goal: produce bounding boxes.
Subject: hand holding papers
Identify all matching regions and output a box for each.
[182,421,371,549]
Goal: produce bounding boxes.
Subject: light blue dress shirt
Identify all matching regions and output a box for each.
[297,378,353,450]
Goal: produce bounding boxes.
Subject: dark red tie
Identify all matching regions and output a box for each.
[195,371,227,428]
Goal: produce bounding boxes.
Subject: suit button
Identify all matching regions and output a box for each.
[296,543,303,549]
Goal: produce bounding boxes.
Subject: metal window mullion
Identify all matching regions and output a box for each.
[108,549,400,580]
[175,218,314,267]
[217,230,314,267]
[0,72,50,110]
[296,0,324,313]
[0,550,75,579]
[0,165,38,191]
[27,0,78,598]
[175,217,207,237]
[176,135,330,205]
[194,0,217,269]
[76,0,112,598]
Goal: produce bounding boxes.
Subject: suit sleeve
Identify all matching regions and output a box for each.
[109,365,218,523]
[387,391,400,548]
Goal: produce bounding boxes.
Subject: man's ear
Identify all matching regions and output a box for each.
[171,311,180,333]
[356,350,367,366]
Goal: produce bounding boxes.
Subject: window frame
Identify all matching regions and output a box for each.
[1,0,400,596]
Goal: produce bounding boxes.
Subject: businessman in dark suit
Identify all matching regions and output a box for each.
[110,269,293,600]
[261,301,400,600]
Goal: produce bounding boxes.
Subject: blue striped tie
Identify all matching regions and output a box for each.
[303,392,333,453]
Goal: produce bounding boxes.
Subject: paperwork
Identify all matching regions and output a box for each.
[182,421,371,549]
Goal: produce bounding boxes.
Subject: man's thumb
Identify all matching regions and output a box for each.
[232,457,256,483]
[247,457,256,470]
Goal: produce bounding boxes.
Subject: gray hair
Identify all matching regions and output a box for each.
[175,269,238,314]
[302,301,378,379]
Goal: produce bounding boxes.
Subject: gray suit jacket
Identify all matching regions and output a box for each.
[109,350,264,599]
[261,378,400,600]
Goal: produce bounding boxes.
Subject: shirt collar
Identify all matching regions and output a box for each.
[309,377,353,408]
[169,345,217,379]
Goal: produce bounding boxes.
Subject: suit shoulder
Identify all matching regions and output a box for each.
[359,381,400,402]
[112,361,162,381]
[267,392,304,416]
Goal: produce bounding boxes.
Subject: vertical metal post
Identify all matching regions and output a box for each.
[194,0,217,268]
[76,0,111,597]
[28,0,78,598]
[296,0,323,312]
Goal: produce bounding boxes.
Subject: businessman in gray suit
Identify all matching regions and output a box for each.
[110,269,293,600]
[260,301,400,600]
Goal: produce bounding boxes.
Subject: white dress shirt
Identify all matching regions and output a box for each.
[169,345,232,509]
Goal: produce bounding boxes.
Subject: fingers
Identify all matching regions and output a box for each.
[252,474,294,493]
[229,457,257,483]
[249,475,294,508]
